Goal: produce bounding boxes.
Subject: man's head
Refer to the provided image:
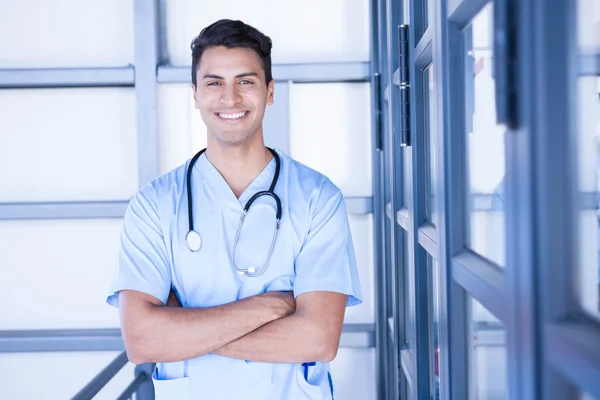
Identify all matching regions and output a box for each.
[190,20,275,147]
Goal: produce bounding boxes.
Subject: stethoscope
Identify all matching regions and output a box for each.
[184,147,282,277]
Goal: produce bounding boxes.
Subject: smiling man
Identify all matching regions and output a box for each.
[107,19,362,399]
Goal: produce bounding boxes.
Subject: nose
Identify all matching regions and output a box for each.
[219,84,242,108]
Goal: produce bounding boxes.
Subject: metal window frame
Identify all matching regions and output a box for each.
[534,0,600,398]
[433,0,503,398]
[405,0,439,398]
[0,67,135,88]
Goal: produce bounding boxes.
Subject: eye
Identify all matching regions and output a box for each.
[207,81,221,87]
[239,80,253,85]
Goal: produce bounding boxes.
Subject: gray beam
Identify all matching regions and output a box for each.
[71,350,129,400]
[0,324,375,353]
[0,329,124,353]
[0,67,135,88]
[339,323,376,348]
[157,62,372,84]
[134,0,160,188]
[414,27,433,70]
[400,348,414,387]
[0,196,371,221]
[417,222,438,259]
[396,208,410,231]
[0,201,130,220]
[452,250,507,322]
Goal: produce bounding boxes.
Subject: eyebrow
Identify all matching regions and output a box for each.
[202,72,259,80]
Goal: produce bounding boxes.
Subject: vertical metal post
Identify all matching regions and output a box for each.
[134,363,155,400]
[371,0,388,398]
[134,0,160,187]
[433,5,469,398]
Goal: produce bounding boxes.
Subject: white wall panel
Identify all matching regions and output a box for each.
[330,348,376,400]
[345,215,375,324]
[157,84,207,176]
[0,89,138,202]
[164,0,370,66]
[290,83,373,197]
[0,219,122,329]
[0,0,134,68]
[0,352,135,400]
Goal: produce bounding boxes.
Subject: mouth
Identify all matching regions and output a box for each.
[215,111,249,121]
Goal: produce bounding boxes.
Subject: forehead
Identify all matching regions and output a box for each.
[198,46,264,77]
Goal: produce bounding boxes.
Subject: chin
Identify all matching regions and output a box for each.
[213,132,254,146]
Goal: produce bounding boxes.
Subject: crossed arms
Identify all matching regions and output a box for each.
[119,288,347,365]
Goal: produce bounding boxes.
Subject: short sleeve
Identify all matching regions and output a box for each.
[293,182,363,307]
[106,184,171,308]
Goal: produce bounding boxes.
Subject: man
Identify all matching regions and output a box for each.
[107,19,362,399]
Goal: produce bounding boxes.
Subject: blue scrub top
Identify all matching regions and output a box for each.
[107,149,362,399]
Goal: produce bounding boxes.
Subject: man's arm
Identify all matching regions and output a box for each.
[119,289,295,364]
[211,291,347,363]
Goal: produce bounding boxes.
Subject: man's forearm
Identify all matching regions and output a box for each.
[211,313,336,363]
[120,291,293,364]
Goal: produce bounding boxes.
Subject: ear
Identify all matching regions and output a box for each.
[191,84,200,109]
[266,79,275,106]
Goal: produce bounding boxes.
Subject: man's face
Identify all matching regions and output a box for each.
[192,46,274,146]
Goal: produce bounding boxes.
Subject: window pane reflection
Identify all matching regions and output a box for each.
[577,0,600,322]
[404,231,414,350]
[424,65,438,225]
[463,3,507,267]
[577,0,600,51]
[468,297,506,400]
[427,256,440,400]
[577,75,600,321]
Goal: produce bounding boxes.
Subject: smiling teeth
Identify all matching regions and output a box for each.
[219,112,246,119]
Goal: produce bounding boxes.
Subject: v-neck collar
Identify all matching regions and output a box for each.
[194,149,279,210]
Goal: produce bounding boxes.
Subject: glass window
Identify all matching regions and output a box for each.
[0,0,134,68]
[0,89,138,202]
[463,3,507,267]
[329,349,377,400]
[345,215,376,325]
[0,220,123,330]
[165,0,370,66]
[427,256,440,400]
[577,0,600,52]
[468,296,506,400]
[424,65,438,224]
[576,0,600,321]
[290,83,373,197]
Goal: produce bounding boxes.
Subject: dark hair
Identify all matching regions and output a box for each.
[190,19,273,87]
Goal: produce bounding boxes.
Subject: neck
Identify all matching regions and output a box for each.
[205,138,273,198]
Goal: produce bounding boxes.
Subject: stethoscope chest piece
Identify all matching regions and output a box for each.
[185,230,202,252]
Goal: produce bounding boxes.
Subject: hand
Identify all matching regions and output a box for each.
[260,291,296,318]
[166,289,182,307]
